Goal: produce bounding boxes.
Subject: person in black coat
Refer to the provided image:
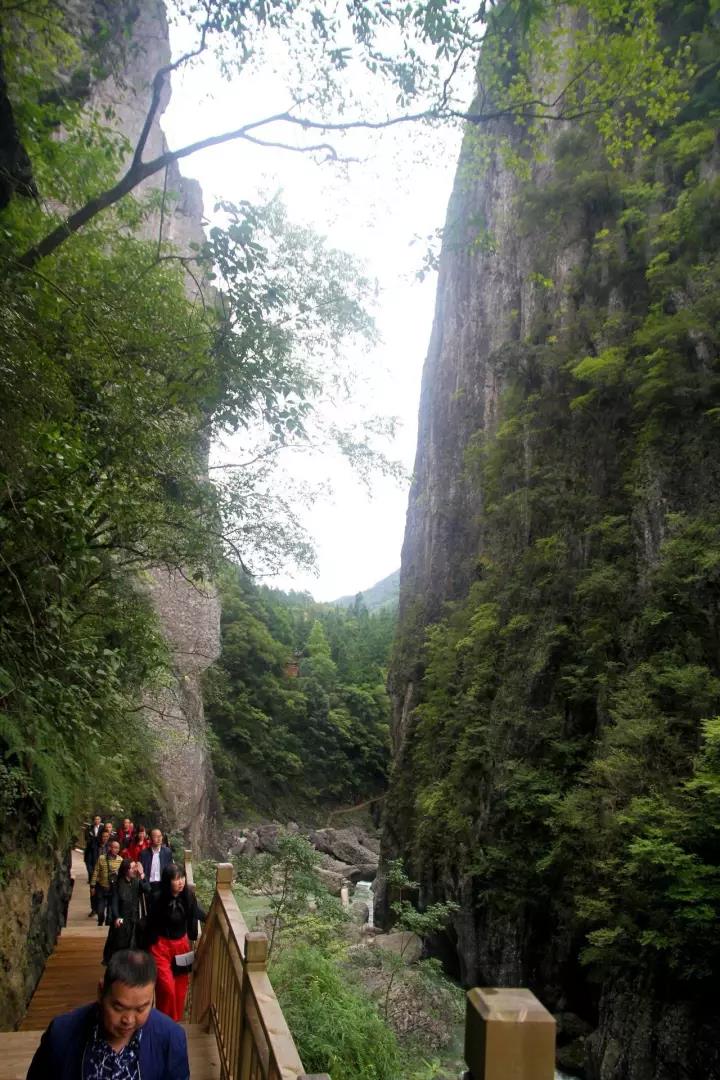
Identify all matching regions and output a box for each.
[84,815,103,880]
[139,829,173,905]
[103,859,147,964]
[146,864,206,1022]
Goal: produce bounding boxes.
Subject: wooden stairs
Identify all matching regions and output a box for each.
[0,849,220,1080]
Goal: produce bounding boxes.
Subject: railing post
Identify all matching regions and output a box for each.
[244,932,268,970]
[217,862,235,888]
[210,863,234,1025]
[238,932,268,1080]
[464,988,555,1080]
[183,848,194,887]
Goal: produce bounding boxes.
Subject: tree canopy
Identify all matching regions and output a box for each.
[206,566,395,814]
[0,0,397,851]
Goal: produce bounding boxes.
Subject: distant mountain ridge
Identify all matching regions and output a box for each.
[331,569,400,613]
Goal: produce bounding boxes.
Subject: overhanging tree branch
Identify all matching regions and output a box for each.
[14,88,617,272]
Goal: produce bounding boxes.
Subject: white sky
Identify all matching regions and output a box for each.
[162,17,468,601]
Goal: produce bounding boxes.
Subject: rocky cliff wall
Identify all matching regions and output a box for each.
[383,11,720,1079]
[0,2,219,1029]
[0,848,72,1029]
[88,1,221,852]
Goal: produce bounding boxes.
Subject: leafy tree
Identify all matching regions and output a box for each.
[233,834,346,957]
[0,5,397,854]
[378,860,458,1021]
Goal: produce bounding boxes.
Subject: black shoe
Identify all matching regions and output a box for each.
[87,912,95,918]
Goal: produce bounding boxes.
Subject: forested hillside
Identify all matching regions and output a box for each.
[206,568,395,817]
[332,569,400,613]
[385,2,720,1077]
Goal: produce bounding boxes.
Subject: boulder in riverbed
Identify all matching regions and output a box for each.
[374,931,422,963]
[309,827,379,870]
[315,866,347,896]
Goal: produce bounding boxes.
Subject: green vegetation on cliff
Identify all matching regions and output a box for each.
[389,0,720,996]
[206,567,395,814]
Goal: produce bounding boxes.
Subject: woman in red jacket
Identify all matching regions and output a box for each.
[122,824,151,861]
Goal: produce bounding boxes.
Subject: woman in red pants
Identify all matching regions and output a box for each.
[145,863,206,1021]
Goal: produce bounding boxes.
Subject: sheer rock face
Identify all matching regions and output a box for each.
[0,850,72,1029]
[87,0,207,253]
[382,99,719,1080]
[142,569,220,853]
[383,113,584,912]
[390,128,583,758]
[90,1,221,852]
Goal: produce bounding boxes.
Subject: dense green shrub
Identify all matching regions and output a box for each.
[272,945,402,1080]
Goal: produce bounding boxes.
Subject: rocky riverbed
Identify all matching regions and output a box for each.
[226,821,380,894]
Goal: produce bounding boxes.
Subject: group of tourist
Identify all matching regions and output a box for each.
[83,814,205,1023]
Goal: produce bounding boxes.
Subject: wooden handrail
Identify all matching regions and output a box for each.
[186,857,329,1080]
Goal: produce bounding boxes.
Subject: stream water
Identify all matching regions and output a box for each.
[353,879,375,927]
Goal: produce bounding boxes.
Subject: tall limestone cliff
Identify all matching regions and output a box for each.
[87,1,221,852]
[384,6,720,1079]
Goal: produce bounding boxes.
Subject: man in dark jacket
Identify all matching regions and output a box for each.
[140,829,173,905]
[84,816,103,880]
[84,815,104,918]
[26,949,189,1080]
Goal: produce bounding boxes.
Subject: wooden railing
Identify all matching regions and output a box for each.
[187,857,328,1080]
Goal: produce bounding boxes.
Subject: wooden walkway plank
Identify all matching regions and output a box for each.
[19,849,105,1031]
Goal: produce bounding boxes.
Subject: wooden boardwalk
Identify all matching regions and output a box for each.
[1,849,220,1080]
[20,848,104,1030]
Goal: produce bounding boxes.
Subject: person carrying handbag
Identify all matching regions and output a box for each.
[145,863,206,1021]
